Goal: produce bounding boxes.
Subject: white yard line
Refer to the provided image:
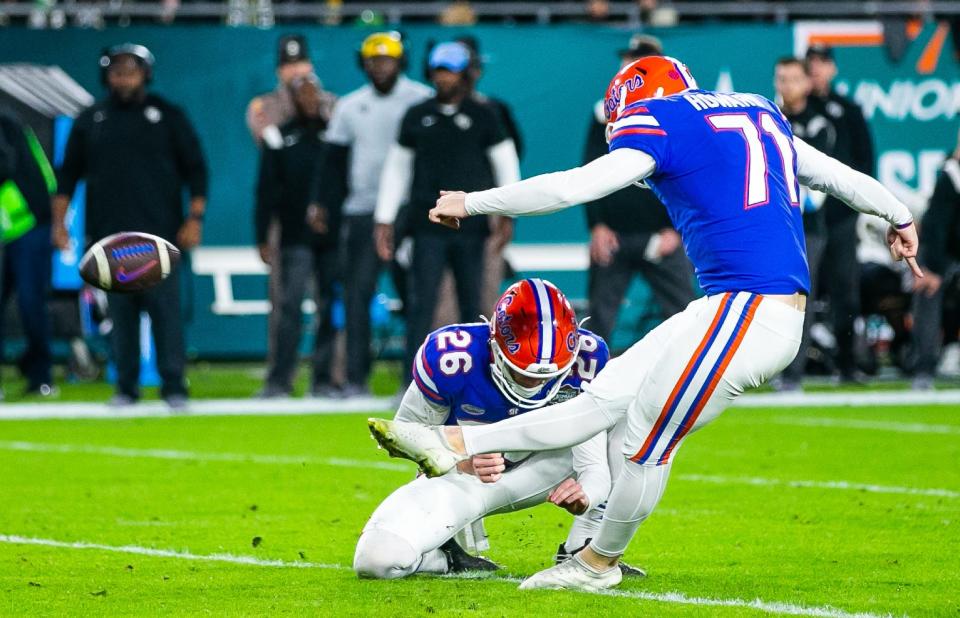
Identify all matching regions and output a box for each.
[0,533,894,618]
[3,440,953,500]
[678,474,959,499]
[0,440,410,472]
[0,534,338,569]
[769,417,960,435]
[0,390,959,422]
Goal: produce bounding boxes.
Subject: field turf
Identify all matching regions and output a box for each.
[1,388,957,617]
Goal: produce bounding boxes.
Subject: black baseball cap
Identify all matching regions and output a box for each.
[618,33,663,59]
[805,44,835,61]
[278,34,309,66]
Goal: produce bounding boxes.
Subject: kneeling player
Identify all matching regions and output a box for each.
[354,279,637,579]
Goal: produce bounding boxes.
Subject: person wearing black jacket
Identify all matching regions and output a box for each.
[255,74,340,399]
[806,44,875,383]
[583,34,695,348]
[911,145,960,388]
[374,42,519,381]
[53,44,208,409]
[774,57,837,390]
[0,112,56,397]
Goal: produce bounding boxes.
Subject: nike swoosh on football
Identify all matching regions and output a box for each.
[116,260,159,283]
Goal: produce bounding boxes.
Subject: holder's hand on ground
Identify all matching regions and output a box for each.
[887,222,922,278]
[547,478,589,515]
[461,453,505,483]
[430,191,468,230]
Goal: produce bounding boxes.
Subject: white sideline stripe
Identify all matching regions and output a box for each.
[0,396,394,421]
[2,390,960,422]
[4,440,952,501]
[1,390,959,422]
[679,474,959,499]
[0,534,339,569]
[772,417,960,435]
[731,390,960,408]
[0,534,891,618]
[0,441,411,472]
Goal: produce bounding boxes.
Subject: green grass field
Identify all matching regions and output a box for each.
[1,390,958,617]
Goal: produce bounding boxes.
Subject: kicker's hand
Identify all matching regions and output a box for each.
[548,478,590,515]
[430,191,469,230]
[887,222,922,279]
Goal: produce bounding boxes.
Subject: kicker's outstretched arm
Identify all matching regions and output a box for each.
[428,149,656,227]
[793,136,922,277]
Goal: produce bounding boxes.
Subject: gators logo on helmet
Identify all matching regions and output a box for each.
[489,279,580,409]
[604,55,697,124]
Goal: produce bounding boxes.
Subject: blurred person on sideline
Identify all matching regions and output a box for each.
[247,34,336,394]
[374,41,519,388]
[52,44,208,409]
[910,132,960,389]
[317,32,431,398]
[806,44,875,384]
[773,56,837,391]
[246,34,335,149]
[0,111,57,398]
[583,34,695,350]
[255,74,341,399]
[441,35,519,319]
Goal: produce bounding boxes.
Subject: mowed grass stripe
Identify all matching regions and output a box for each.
[2,440,954,500]
[0,440,411,472]
[769,416,960,434]
[0,534,893,618]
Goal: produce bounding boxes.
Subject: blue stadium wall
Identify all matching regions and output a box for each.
[0,23,954,357]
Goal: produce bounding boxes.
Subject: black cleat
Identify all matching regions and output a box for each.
[617,561,647,578]
[440,539,500,573]
[554,538,647,578]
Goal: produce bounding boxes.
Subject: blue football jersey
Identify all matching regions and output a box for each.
[608,89,810,295]
[413,323,610,425]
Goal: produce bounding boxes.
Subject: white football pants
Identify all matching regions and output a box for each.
[460,291,803,557]
[354,449,574,579]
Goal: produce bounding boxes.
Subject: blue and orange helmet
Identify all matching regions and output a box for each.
[489,278,580,408]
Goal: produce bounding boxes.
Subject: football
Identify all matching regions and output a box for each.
[79,231,180,293]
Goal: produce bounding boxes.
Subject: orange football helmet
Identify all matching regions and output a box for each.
[489,279,580,408]
[603,55,698,125]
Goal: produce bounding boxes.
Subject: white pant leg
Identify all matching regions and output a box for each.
[354,449,574,579]
[591,292,803,557]
[623,292,802,466]
[459,301,698,458]
[564,418,627,550]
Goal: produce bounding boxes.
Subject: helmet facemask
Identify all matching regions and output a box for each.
[489,337,579,409]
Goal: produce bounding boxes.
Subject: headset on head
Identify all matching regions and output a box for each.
[356,31,408,72]
[99,43,155,85]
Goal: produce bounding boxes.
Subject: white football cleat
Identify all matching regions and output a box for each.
[367,418,466,477]
[518,554,622,592]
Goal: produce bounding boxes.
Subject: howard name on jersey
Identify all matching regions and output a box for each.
[413,323,609,425]
[608,89,810,296]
